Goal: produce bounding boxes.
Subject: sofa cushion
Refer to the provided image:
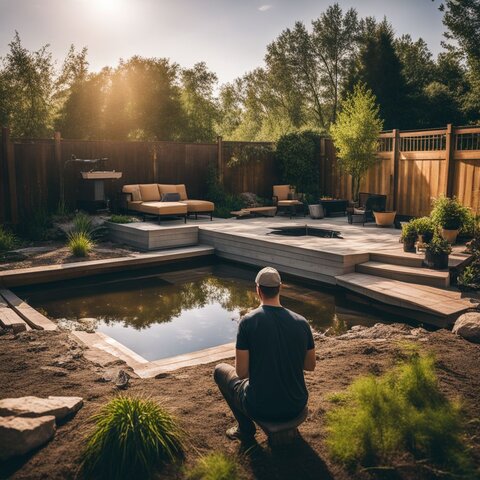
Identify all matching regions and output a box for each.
[161,192,181,202]
[138,202,187,215]
[176,184,188,200]
[273,185,292,201]
[277,200,302,207]
[139,184,161,202]
[127,201,143,211]
[158,184,178,196]
[181,200,215,213]
[122,184,142,201]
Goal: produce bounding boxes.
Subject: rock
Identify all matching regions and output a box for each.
[0,415,56,461]
[114,369,130,389]
[337,323,417,341]
[40,366,68,377]
[0,396,83,421]
[239,192,259,207]
[452,312,480,343]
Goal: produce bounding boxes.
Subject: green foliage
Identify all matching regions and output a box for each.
[109,214,135,224]
[326,349,474,473]
[330,83,383,201]
[67,231,93,257]
[430,196,471,230]
[276,131,321,198]
[20,208,53,241]
[425,234,453,256]
[458,263,480,290]
[186,452,240,480]
[400,221,417,241]
[82,396,185,480]
[459,209,478,238]
[0,226,18,252]
[227,143,273,168]
[408,216,436,242]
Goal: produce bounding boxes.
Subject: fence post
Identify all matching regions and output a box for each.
[54,131,63,208]
[445,124,455,197]
[391,129,400,211]
[2,127,18,225]
[217,136,224,184]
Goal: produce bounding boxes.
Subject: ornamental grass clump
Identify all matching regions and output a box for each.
[326,348,474,474]
[186,452,240,480]
[67,231,93,257]
[82,396,185,480]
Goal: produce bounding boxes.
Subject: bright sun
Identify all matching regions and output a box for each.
[93,0,118,13]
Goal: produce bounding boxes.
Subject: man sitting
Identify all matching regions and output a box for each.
[214,266,316,441]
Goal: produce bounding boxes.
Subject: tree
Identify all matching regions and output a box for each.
[0,32,55,137]
[330,83,383,202]
[180,62,219,142]
[346,21,410,130]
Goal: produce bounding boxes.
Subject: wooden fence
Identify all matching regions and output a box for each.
[1,124,480,225]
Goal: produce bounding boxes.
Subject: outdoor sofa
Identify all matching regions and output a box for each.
[121,183,214,222]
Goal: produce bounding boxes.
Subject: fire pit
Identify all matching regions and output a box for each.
[267,226,343,238]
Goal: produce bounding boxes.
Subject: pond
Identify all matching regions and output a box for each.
[15,260,395,361]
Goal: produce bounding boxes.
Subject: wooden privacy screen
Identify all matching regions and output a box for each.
[1,124,480,224]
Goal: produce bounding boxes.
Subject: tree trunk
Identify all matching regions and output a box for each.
[352,176,360,203]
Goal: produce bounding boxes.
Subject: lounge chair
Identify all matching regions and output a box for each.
[272,185,304,218]
[348,193,387,224]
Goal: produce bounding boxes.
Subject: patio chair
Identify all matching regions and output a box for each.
[348,193,387,225]
[272,185,305,218]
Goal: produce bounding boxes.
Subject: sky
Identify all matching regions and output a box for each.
[0,0,446,85]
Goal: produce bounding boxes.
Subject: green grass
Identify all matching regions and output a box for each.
[109,214,135,224]
[72,211,94,236]
[186,452,240,480]
[82,396,185,480]
[325,348,474,474]
[0,226,17,252]
[67,231,93,257]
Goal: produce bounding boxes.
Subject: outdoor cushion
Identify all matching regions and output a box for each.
[139,184,161,202]
[158,184,179,196]
[161,192,181,202]
[176,184,188,200]
[181,199,214,212]
[273,185,291,201]
[137,201,187,216]
[122,184,142,201]
[277,199,302,206]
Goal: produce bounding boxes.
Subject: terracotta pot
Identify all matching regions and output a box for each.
[373,211,396,227]
[440,228,459,244]
[424,251,449,270]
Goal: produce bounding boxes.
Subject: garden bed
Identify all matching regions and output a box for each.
[0,324,478,480]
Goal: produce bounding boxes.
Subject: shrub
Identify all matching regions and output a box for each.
[408,216,436,242]
[0,226,17,252]
[82,396,185,480]
[109,214,135,224]
[430,196,470,230]
[425,234,452,256]
[459,210,479,238]
[458,263,480,290]
[326,349,473,473]
[186,452,240,480]
[276,130,321,198]
[67,232,93,257]
[400,221,417,242]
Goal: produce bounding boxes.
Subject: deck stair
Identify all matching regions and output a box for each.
[356,261,450,288]
[336,272,474,323]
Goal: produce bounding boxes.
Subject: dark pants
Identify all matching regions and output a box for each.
[213,363,256,436]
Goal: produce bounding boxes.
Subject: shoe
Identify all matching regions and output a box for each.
[226,425,256,442]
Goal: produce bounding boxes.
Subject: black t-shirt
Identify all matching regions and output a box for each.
[236,305,315,421]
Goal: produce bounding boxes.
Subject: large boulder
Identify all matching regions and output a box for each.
[0,396,83,422]
[0,415,56,461]
[452,312,480,343]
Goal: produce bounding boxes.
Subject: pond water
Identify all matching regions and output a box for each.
[16,260,394,361]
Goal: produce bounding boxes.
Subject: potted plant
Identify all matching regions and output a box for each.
[430,196,469,244]
[304,193,324,219]
[424,235,452,270]
[401,222,417,252]
[409,216,435,243]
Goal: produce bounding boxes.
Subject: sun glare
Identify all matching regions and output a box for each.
[93,0,118,13]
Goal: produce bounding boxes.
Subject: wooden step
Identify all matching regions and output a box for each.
[0,298,30,333]
[356,261,450,288]
[336,273,474,323]
[369,250,424,268]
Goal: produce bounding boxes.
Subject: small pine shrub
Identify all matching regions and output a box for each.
[67,232,93,257]
[0,226,17,252]
[109,214,135,224]
[326,349,474,474]
[82,396,185,480]
[186,452,240,480]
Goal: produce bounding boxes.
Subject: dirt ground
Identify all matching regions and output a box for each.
[0,241,137,270]
[0,324,479,480]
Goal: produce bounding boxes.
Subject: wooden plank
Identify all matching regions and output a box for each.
[0,298,30,332]
[0,290,57,330]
